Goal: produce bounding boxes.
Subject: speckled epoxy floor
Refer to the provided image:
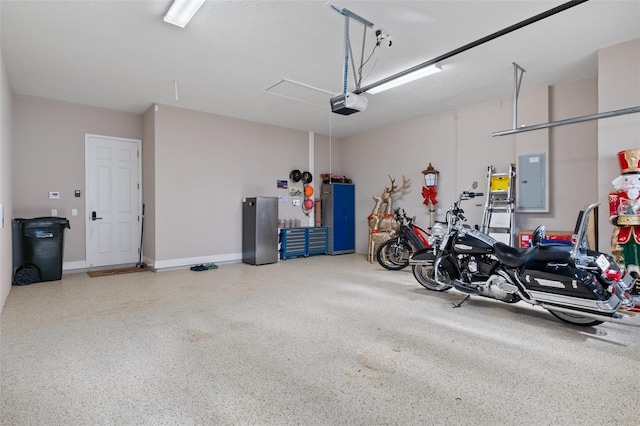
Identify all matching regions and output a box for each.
[1,254,639,425]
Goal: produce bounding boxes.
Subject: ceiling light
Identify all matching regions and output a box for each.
[367,64,442,94]
[164,0,206,28]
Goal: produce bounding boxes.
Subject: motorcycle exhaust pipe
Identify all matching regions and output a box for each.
[539,303,640,328]
[408,258,432,266]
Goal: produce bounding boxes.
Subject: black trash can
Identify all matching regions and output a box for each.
[13,217,70,285]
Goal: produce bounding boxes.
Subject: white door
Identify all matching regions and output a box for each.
[85,134,141,268]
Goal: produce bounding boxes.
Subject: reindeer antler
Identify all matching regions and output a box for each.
[384,175,411,195]
[398,175,411,193]
[384,175,395,194]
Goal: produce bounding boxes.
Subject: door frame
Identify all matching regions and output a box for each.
[84,134,142,268]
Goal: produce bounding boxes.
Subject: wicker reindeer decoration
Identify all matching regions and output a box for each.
[367,175,411,262]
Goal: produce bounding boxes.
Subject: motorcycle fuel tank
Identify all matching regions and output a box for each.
[454,228,496,255]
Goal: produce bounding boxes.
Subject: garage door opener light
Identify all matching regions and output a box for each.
[367,64,442,94]
[164,0,206,28]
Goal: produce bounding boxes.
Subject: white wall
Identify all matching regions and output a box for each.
[341,80,598,254]
[0,46,14,312]
[6,38,638,277]
[11,96,143,267]
[597,38,640,252]
[147,104,344,269]
[142,105,156,264]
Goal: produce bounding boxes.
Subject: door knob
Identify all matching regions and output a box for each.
[91,211,103,221]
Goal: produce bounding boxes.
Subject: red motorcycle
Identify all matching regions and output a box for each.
[376,208,433,270]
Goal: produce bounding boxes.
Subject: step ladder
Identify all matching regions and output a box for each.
[481,164,516,246]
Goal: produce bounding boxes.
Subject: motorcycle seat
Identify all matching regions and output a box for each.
[494,242,573,268]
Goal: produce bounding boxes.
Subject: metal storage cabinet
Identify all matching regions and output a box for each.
[242,197,279,265]
[307,227,328,255]
[280,228,306,259]
[321,183,355,254]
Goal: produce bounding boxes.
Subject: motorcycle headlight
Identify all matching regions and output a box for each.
[431,223,447,237]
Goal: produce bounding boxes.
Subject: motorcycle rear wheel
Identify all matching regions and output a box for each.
[547,310,603,327]
[376,240,412,270]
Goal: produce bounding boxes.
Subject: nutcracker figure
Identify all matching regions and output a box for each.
[421,163,439,228]
[609,149,640,294]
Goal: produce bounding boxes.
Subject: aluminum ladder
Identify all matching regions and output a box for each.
[481,164,516,246]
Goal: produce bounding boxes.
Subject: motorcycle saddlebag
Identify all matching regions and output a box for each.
[517,263,604,300]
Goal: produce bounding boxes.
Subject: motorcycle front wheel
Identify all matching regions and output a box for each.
[547,310,602,327]
[412,262,451,292]
[376,240,412,270]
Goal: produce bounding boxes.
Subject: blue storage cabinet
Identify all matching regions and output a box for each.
[307,227,329,255]
[321,183,355,254]
[280,228,306,259]
[280,227,328,259]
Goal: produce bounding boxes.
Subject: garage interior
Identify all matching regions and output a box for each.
[1,1,639,424]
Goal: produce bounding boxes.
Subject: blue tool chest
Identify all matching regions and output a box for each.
[280,227,328,259]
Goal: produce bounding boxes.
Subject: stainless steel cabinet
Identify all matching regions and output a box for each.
[242,197,278,265]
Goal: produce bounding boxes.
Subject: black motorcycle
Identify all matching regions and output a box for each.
[409,184,639,327]
[376,208,432,271]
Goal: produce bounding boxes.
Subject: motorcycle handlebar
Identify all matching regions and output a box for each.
[462,191,484,198]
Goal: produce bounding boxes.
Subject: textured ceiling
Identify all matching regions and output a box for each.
[1,1,639,138]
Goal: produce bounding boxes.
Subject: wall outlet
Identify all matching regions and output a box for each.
[49,191,60,199]
[51,209,58,216]
[72,209,78,216]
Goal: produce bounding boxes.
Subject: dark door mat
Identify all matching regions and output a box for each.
[87,266,149,277]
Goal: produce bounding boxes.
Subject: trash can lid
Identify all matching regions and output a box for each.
[16,217,70,229]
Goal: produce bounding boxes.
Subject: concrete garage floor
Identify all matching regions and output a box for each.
[1,254,639,425]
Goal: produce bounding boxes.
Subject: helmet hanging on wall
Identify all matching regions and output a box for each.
[302,171,313,184]
[303,198,314,210]
[304,185,314,197]
[289,169,302,182]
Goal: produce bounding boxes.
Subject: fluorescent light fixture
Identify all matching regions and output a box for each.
[164,0,206,28]
[367,64,442,94]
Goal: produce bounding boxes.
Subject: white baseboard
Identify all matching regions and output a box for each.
[149,253,243,271]
[63,260,87,271]
[62,253,243,272]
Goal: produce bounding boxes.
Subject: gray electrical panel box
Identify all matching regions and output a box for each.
[518,153,546,211]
